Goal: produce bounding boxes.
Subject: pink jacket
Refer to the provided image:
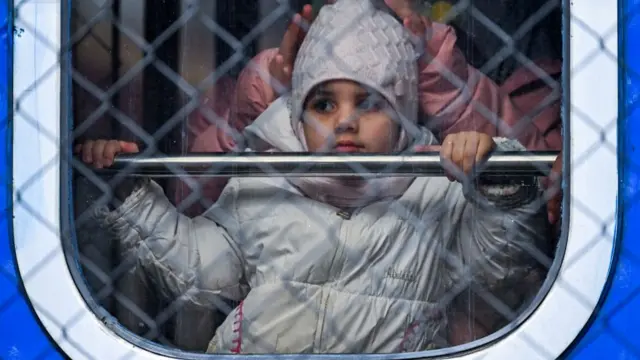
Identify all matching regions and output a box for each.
[501,58,562,151]
[176,22,562,216]
[170,77,238,216]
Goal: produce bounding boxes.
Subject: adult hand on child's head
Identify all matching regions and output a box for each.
[269,4,314,94]
[268,0,429,94]
[74,140,139,169]
[382,0,438,64]
[384,1,431,42]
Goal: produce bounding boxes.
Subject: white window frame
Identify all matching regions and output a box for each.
[11,0,618,359]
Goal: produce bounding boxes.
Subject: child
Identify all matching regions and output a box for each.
[80,0,548,354]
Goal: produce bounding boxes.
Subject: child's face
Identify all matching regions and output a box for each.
[302,80,400,153]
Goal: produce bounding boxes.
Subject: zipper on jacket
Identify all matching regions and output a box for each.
[336,209,352,219]
[318,205,363,349]
[317,211,349,351]
[329,206,362,280]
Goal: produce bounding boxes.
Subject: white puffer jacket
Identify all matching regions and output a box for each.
[96,99,548,355]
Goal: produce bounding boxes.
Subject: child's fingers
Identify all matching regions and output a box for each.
[440,137,455,181]
[82,140,94,164]
[471,135,495,175]
[77,140,139,169]
[102,140,121,167]
[450,137,467,177]
[462,136,479,177]
[118,141,140,153]
[475,138,494,164]
[440,137,453,159]
[91,140,108,169]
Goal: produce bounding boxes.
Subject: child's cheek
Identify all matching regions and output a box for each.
[367,115,398,153]
[302,123,327,152]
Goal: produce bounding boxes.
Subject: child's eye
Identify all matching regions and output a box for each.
[358,96,384,112]
[310,99,336,113]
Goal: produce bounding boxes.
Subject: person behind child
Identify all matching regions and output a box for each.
[78,0,549,354]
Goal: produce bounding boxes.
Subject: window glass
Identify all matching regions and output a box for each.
[69,0,563,354]
[8,0,619,358]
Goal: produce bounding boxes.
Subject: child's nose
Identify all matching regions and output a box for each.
[333,105,360,132]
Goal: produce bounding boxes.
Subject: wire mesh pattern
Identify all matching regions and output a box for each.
[2,0,627,358]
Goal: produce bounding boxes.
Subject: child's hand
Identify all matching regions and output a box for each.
[439,132,495,182]
[74,140,140,169]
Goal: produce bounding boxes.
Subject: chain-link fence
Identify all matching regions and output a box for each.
[6,0,622,357]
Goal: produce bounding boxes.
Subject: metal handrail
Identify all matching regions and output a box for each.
[95,152,559,177]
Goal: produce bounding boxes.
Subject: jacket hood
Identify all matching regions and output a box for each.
[289,0,421,146]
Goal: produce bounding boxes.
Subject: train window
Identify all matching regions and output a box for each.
[10,0,618,358]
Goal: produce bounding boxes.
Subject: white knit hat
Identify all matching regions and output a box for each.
[290,0,420,148]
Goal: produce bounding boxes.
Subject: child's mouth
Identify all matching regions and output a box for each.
[335,145,361,153]
[334,141,363,153]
